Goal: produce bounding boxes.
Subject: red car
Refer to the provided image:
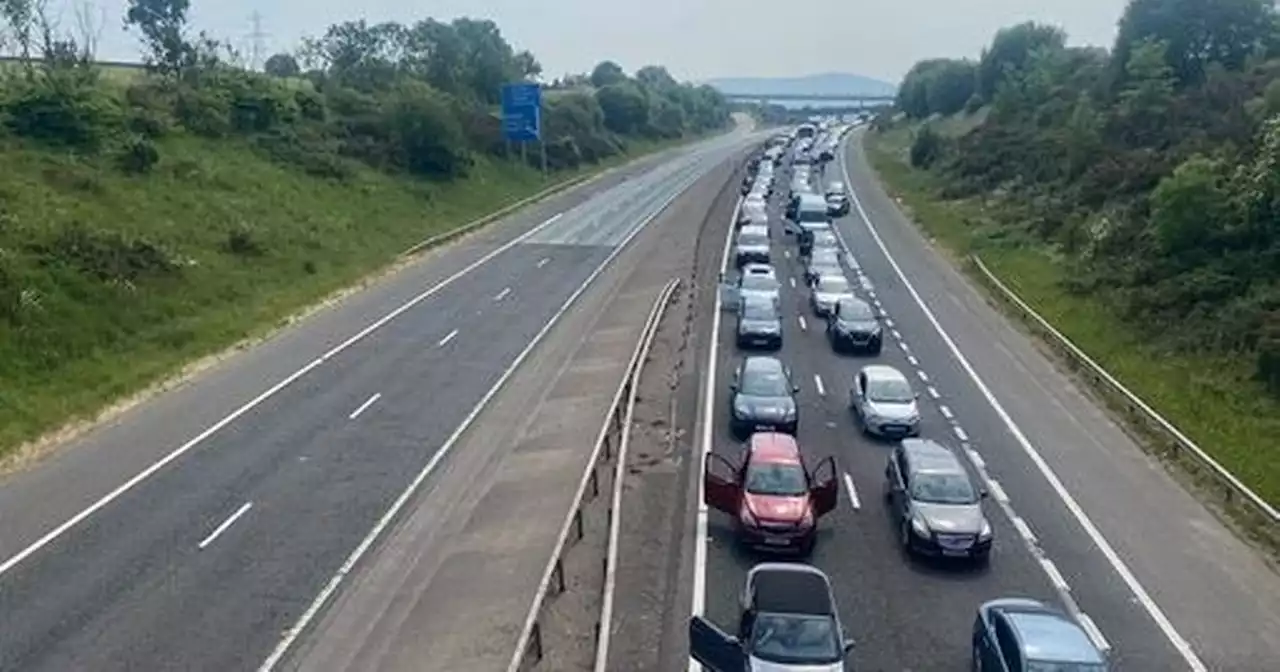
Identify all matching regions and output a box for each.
[704,432,839,556]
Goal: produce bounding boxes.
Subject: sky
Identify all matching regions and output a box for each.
[42,0,1131,85]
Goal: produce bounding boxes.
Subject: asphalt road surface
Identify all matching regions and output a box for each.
[0,124,757,672]
[691,128,1280,671]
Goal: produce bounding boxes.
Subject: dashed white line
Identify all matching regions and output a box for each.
[798,315,807,331]
[197,502,253,550]
[891,329,903,340]
[789,277,797,288]
[1077,613,1112,653]
[917,372,930,384]
[783,249,791,259]
[966,448,984,469]
[939,405,953,420]
[348,393,382,420]
[898,341,911,353]
[906,355,919,366]
[953,425,968,441]
[813,374,826,396]
[1011,516,1037,544]
[493,287,512,301]
[1040,557,1070,593]
[842,472,861,510]
[884,318,895,328]
[536,257,550,268]
[927,386,940,399]
[437,329,459,347]
[987,479,1009,503]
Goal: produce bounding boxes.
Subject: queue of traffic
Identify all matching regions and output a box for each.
[689,120,1112,672]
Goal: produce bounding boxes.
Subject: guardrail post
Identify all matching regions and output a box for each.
[589,467,599,498]
[574,508,585,541]
[601,434,611,460]
[552,557,565,595]
[529,621,543,664]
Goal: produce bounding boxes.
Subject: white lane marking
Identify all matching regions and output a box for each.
[437,329,459,347]
[939,405,953,420]
[926,386,939,399]
[798,315,808,331]
[907,355,919,367]
[0,206,575,580]
[493,286,512,302]
[689,195,741,665]
[842,144,1203,670]
[966,448,985,469]
[842,472,861,510]
[891,329,903,340]
[916,370,930,383]
[783,249,791,259]
[197,502,253,550]
[987,479,1009,503]
[898,341,910,353]
[1011,516,1037,544]
[1040,557,1070,593]
[266,150,719,672]
[348,393,382,420]
[884,318,894,328]
[953,426,968,442]
[789,277,797,288]
[814,374,826,396]
[536,257,550,268]
[1078,613,1112,653]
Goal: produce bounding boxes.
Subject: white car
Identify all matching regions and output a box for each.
[809,272,853,317]
[851,365,921,438]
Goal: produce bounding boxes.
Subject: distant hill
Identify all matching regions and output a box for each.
[704,72,898,98]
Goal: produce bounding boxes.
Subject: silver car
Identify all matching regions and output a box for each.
[804,248,843,285]
[851,365,921,438]
[735,225,771,268]
[809,272,853,317]
[737,263,782,307]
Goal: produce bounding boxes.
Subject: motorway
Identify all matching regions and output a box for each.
[692,128,1280,670]
[0,122,758,671]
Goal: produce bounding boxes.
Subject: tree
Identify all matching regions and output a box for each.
[263,53,300,77]
[976,21,1066,101]
[1114,0,1277,85]
[636,65,677,89]
[1,0,37,67]
[596,82,648,134]
[1113,38,1176,146]
[124,0,192,74]
[590,60,626,88]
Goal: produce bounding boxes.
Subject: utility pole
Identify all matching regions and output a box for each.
[247,11,268,71]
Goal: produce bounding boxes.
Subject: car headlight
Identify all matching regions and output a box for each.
[740,507,757,527]
[734,400,750,416]
[782,407,797,421]
[911,515,930,536]
[979,520,992,540]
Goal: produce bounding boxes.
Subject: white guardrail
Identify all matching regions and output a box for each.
[971,255,1280,535]
[506,277,682,672]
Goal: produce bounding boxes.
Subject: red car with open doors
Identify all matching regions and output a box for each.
[704,432,839,557]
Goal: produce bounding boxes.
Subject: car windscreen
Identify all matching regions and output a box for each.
[910,471,978,505]
[744,462,807,497]
[741,274,779,292]
[816,276,849,294]
[738,232,768,247]
[797,207,828,224]
[838,301,874,321]
[741,368,789,396]
[1025,663,1108,672]
[867,377,913,403]
[749,613,842,665]
[742,299,777,321]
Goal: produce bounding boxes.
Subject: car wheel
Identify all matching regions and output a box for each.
[869,339,882,355]
[971,646,981,672]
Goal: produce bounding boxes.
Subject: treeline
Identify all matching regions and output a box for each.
[0,0,730,183]
[886,0,1280,395]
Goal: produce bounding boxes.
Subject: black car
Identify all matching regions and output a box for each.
[689,563,855,672]
[729,356,799,438]
[736,295,783,350]
[885,438,993,564]
[826,297,882,354]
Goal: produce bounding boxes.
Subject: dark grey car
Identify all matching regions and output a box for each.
[736,295,783,350]
[729,356,800,438]
[826,297,882,354]
[885,438,992,564]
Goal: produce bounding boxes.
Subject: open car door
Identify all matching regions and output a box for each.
[689,616,746,672]
[808,455,839,517]
[717,273,740,312]
[703,453,742,515]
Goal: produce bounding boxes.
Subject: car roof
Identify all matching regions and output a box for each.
[901,438,964,473]
[836,296,872,312]
[861,364,908,382]
[738,225,769,237]
[747,564,834,616]
[743,355,785,376]
[798,193,827,206]
[743,263,775,275]
[815,272,849,286]
[1005,609,1105,664]
[748,432,801,464]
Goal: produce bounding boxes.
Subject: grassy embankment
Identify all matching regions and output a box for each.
[864,117,1280,513]
[0,122,708,460]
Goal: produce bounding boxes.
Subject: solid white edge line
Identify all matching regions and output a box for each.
[842,472,861,510]
[841,136,1204,671]
[197,502,253,550]
[813,374,826,396]
[0,204,572,580]
[261,147,726,672]
[437,329,459,347]
[347,393,382,420]
[689,194,741,672]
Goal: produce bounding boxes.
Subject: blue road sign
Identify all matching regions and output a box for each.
[502,82,542,142]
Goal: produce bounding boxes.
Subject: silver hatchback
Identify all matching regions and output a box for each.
[850,365,921,438]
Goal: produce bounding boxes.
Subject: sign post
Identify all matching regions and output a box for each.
[501,82,544,177]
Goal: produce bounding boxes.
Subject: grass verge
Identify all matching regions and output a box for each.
[0,129,715,461]
[864,124,1280,527]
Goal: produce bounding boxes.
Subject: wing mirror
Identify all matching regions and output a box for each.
[844,639,857,655]
[792,384,801,394]
[980,488,990,499]
[729,382,738,392]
